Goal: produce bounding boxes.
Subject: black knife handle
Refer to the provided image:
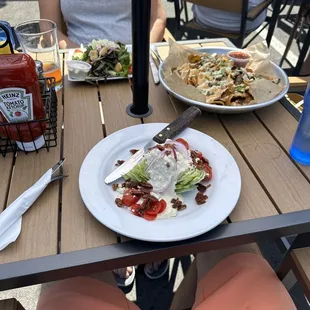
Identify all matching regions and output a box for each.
[153,106,202,144]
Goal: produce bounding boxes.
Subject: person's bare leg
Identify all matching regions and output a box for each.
[170,244,260,310]
[41,271,117,295]
[196,243,260,282]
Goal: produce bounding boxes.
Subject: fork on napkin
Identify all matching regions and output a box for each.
[0,159,67,251]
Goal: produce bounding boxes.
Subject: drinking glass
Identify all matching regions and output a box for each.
[290,83,310,165]
[15,19,62,90]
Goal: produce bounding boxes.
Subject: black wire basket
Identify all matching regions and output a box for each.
[0,77,58,157]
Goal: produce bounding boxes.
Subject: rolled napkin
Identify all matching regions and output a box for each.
[0,169,52,251]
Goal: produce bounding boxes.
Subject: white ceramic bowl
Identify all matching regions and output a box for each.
[66,60,91,80]
[227,50,251,68]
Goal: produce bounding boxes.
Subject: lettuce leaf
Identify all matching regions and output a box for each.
[116,43,131,77]
[175,168,206,194]
[124,160,149,183]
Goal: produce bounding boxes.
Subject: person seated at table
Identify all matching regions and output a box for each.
[192,0,267,34]
[36,245,296,310]
[38,0,166,49]
[38,0,167,286]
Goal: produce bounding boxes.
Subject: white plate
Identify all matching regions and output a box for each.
[159,46,289,114]
[67,45,132,82]
[79,123,241,242]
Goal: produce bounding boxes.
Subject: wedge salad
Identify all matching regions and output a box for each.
[112,138,212,221]
[72,39,132,78]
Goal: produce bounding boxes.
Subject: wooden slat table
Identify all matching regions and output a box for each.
[0,39,310,295]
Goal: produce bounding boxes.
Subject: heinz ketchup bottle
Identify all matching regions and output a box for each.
[0,53,46,151]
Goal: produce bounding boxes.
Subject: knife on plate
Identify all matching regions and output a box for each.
[105,106,202,184]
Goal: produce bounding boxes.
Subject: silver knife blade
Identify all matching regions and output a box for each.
[149,54,159,84]
[104,141,153,184]
[105,106,202,184]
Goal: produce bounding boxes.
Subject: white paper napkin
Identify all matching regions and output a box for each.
[0,168,53,251]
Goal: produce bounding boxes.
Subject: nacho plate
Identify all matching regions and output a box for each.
[159,44,289,114]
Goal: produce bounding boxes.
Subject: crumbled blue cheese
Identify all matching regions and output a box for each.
[144,148,192,194]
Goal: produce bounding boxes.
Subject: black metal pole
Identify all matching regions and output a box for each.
[127,0,153,118]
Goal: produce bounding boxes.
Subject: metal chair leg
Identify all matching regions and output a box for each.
[184,0,189,23]
[297,16,305,43]
[279,4,304,67]
[293,25,310,75]
[286,0,296,20]
[174,0,181,39]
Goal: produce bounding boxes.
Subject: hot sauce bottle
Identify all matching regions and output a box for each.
[0,53,46,151]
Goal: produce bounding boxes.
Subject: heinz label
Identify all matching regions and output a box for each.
[0,88,33,123]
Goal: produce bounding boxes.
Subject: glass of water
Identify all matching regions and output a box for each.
[15,19,62,90]
[290,83,310,165]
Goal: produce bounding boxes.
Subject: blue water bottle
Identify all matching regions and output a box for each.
[290,83,310,165]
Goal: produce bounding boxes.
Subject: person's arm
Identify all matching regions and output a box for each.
[150,0,166,43]
[38,0,78,49]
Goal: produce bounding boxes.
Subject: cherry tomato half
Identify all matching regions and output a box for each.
[176,138,189,150]
[128,66,133,75]
[130,204,141,217]
[143,213,156,221]
[196,151,203,159]
[146,201,161,215]
[158,199,167,214]
[122,190,140,207]
[203,164,213,181]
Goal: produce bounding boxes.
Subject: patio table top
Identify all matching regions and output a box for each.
[1,38,310,292]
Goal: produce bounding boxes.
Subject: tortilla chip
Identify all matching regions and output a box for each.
[250,79,283,103]
[246,41,277,78]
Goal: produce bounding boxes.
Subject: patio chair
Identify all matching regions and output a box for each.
[172,0,273,47]
[0,298,25,310]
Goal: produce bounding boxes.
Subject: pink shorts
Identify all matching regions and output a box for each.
[37,253,296,310]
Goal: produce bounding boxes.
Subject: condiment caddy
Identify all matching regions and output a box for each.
[0,22,58,156]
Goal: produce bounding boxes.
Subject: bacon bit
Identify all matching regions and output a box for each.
[190,150,199,160]
[200,156,209,164]
[115,198,123,207]
[115,160,125,166]
[130,189,144,195]
[171,198,182,209]
[126,181,139,188]
[141,199,152,213]
[195,192,208,205]
[197,183,207,193]
[139,182,153,189]
[142,194,158,202]
[165,150,172,156]
[178,204,187,211]
[130,149,139,155]
[140,187,152,194]
[112,184,119,191]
